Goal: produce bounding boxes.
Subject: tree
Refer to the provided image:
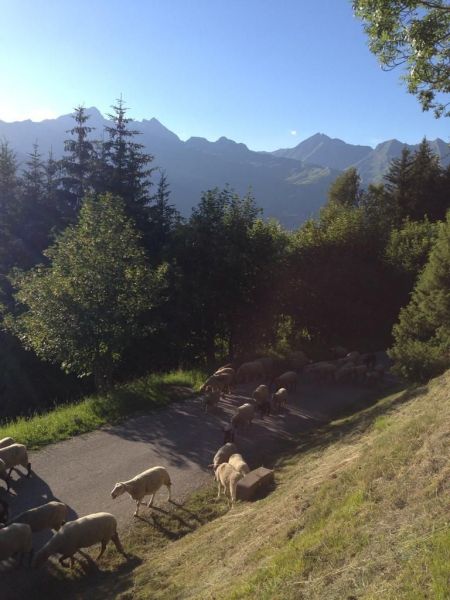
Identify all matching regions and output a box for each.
[61,106,96,211]
[327,167,363,207]
[389,210,450,381]
[7,194,166,390]
[146,170,180,262]
[353,1,450,117]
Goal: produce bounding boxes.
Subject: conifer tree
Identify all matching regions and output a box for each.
[327,167,362,208]
[389,210,450,381]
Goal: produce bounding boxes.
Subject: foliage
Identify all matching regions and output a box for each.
[327,166,362,207]
[389,210,450,380]
[353,0,450,117]
[0,369,203,449]
[385,216,438,274]
[6,194,166,389]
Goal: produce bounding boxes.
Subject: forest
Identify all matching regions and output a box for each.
[0,99,449,420]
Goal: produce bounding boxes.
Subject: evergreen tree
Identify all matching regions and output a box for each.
[146,170,180,261]
[61,105,96,212]
[103,97,154,230]
[389,210,450,381]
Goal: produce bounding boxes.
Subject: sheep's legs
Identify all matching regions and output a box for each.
[134,500,141,516]
[217,482,222,499]
[147,494,155,508]
[112,532,127,557]
[96,540,107,561]
[26,462,32,477]
[166,484,172,502]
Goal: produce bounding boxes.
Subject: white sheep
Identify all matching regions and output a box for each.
[200,372,232,395]
[346,351,361,365]
[9,501,68,533]
[231,403,255,430]
[272,387,288,412]
[215,463,242,505]
[228,453,250,476]
[111,466,172,516]
[0,444,32,480]
[252,384,271,418]
[210,443,238,471]
[273,371,298,391]
[236,361,264,384]
[203,389,220,413]
[0,523,32,565]
[32,512,126,569]
[0,437,15,449]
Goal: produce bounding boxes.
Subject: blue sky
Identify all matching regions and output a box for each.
[0,0,447,150]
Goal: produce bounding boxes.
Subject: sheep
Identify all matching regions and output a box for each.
[256,357,274,380]
[335,364,355,383]
[272,387,288,412]
[210,443,238,471]
[252,384,271,418]
[0,523,32,565]
[305,362,336,382]
[0,444,31,485]
[200,372,232,395]
[9,501,67,533]
[215,463,242,505]
[288,350,310,370]
[236,361,264,384]
[361,353,377,370]
[203,389,220,413]
[231,403,255,430]
[0,499,9,524]
[111,466,172,517]
[32,512,126,569]
[0,437,14,449]
[346,351,361,365]
[273,371,298,391]
[353,364,368,382]
[228,453,250,476]
[330,346,348,359]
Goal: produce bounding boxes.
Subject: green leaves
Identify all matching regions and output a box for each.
[353,0,450,117]
[6,194,165,389]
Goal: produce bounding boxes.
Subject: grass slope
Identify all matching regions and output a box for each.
[0,370,204,450]
[131,371,450,599]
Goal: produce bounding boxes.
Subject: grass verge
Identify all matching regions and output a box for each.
[0,369,204,450]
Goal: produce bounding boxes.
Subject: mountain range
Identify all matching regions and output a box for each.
[1,108,448,228]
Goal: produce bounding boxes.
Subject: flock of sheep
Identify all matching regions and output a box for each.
[0,346,385,572]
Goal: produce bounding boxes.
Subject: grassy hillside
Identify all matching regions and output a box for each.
[126,370,450,599]
[2,370,449,600]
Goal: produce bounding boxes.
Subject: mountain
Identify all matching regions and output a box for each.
[274,133,450,184]
[273,133,373,171]
[0,109,340,229]
[1,109,448,228]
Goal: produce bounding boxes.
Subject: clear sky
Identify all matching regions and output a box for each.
[1,0,448,150]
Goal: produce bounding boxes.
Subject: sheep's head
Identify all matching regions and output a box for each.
[111,482,127,499]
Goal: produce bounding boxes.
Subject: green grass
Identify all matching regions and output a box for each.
[0,369,205,450]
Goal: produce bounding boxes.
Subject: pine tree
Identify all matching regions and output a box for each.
[327,167,362,208]
[61,106,96,211]
[389,210,450,381]
[146,170,180,261]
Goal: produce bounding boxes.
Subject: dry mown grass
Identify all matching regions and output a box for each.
[130,371,450,599]
[2,371,448,600]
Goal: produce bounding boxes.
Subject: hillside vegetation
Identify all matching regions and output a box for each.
[129,371,449,600]
[6,369,447,600]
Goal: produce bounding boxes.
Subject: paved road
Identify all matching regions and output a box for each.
[1,370,397,553]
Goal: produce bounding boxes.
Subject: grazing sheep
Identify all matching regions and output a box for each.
[330,346,348,359]
[200,372,231,395]
[256,357,274,380]
[362,353,377,370]
[236,361,264,384]
[32,512,126,569]
[210,443,238,471]
[252,384,271,418]
[272,387,288,412]
[335,364,355,383]
[203,389,221,413]
[273,371,298,392]
[0,523,32,565]
[215,463,242,505]
[9,501,67,533]
[288,350,310,370]
[346,351,361,365]
[215,363,233,372]
[228,453,250,476]
[305,362,336,382]
[111,466,171,516]
[231,403,255,430]
[0,437,14,449]
[0,444,31,480]
[0,499,9,524]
